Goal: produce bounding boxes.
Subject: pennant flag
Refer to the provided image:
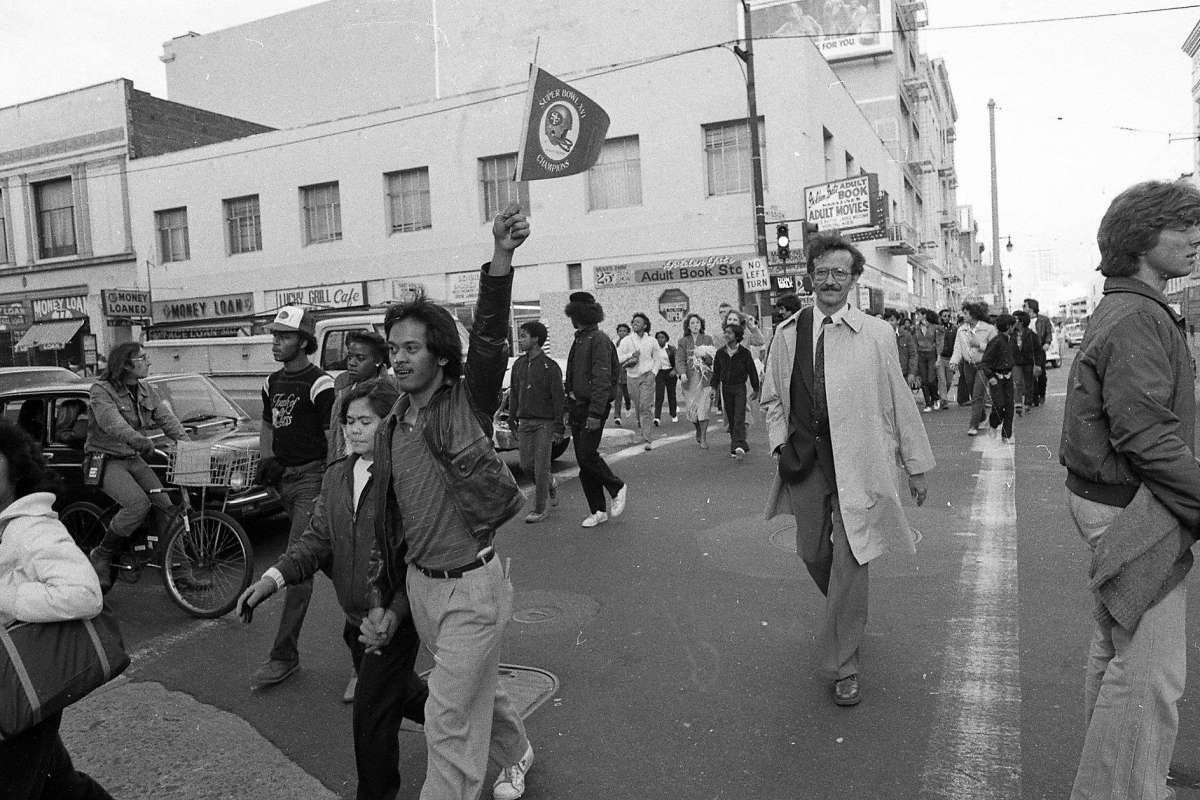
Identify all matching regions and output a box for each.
[515,66,610,181]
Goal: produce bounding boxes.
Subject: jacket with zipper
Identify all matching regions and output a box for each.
[1061,276,1200,526]
[367,265,524,612]
[273,454,397,626]
[85,378,188,457]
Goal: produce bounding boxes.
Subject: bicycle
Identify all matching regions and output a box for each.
[60,441,259,619]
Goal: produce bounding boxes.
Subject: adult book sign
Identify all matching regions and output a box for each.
[515,66,610,181]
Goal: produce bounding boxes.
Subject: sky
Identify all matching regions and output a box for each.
[1,0,1197,309]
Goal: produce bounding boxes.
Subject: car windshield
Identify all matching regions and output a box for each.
[0,368,83,392]
[149,375,247,424]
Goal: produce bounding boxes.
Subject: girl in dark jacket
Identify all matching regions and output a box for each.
[237,379,426,800]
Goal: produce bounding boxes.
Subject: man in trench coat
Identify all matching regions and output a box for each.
[761,233,935,707]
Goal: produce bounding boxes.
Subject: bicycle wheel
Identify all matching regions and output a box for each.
[160,509,253,618]
[59,501,112,552]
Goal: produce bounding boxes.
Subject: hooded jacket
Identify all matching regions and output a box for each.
[0,492,103,627]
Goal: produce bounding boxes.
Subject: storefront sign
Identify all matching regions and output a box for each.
[804,174,880,232]
[32,295,87,322]
[153,293,254,323]
[147,326,245,340]
[447,272,479,304]
[0,301,28,331]
[657,289,690,323]
[155,293,253,322]
[266,282,364,310]
[102,289,150,318]
[594,254,756,288]
[741,258,771,292]
[378,280,425,304]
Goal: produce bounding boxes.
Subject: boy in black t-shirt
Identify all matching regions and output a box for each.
[252,306,336,689]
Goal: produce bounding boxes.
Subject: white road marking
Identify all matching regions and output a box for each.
[549,432,695,484]
[127,619,223,672]
[919,433,1022,799]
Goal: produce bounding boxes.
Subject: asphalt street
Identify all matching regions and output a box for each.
[60,350,1200,800]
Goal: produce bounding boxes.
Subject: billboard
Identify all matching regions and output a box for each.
[749,0,891,62]
[804,174,881,232]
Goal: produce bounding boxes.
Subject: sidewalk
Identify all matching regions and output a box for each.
[61,679,338,800]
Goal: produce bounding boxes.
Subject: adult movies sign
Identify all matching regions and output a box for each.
[804,174,880,232]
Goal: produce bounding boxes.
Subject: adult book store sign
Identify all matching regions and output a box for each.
[804,174,880,232]
[593,254,756,288]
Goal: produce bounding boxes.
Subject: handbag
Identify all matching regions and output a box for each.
[0,605,130,739]
[82,451,107,486]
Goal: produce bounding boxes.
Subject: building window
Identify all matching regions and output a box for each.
[845,151,856,178]
[302,182,342,245]
[225,195,262,255]
[704,118,766,196]
[479,154,529,222]
[386,168,432,233]
[587,136,642,211]
[155,207,190,263]
[34,177,76,259]
[567,263,583,290]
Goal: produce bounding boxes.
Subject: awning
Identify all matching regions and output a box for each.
[14,319,86,352]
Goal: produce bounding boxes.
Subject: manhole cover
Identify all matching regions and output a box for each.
[510,589,599,635]
[768,524,797,554]
[694,515,800,580]
[418,664,559,720]
[513,607,558,624]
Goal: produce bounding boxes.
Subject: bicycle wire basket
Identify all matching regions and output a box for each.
[166,440,262,489]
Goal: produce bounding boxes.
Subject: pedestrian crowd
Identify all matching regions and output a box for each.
[3,178,1199,800]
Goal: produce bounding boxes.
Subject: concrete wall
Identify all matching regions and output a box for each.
[163,0,741,129]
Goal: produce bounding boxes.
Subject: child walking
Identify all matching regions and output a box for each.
[979,313,1017,444]
[711,324,761,459]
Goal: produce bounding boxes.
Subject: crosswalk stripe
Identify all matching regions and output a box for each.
[918,434,1022,798]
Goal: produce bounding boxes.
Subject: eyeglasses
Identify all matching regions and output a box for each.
[811,268,852,282]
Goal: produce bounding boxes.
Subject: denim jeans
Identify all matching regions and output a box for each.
[1068,492,1185,800]
[968,368,989,429]
[516,418,554,514]
[101,455,173,540]
[936,356,954,405]
[268,461,325,664]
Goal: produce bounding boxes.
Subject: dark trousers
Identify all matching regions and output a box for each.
[917,352,938,407]
[654,370,678,419]
[618,381,630,411]
[346,622,428,800]
[269,461,324,664]
[988,377,1015,438]
[0,712,113,800]
[1035,362,1048,404]
[957,361,976,406]
[1014,364,1035,408]
[570,406,624,514]
[720,384,748,453]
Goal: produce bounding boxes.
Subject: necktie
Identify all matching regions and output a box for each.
[814,316,832,420]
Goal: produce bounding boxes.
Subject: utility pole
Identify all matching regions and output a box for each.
[738,1,768,261]
[988,98,1004,310]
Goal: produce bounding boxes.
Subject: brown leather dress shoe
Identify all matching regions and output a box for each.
[834,674,861,706]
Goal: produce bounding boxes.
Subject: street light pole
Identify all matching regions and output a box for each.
[739,1,768,261]
[988,98,1004,310]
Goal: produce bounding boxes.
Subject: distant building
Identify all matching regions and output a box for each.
[1183,20,1200,180]
[0,80,271,367]
[143,0,963,347]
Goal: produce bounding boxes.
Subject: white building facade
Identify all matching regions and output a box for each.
[129,0,962,354]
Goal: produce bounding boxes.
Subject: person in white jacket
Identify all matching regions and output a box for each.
[0,419,110,799]
[948,300,997,437]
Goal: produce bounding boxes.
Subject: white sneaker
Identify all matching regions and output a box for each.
[610,485,628,518]
[671,415,679,423]
[921,406,933,413]
[653,418,661,427]
[966,427,979,437]
[493,742,534,800]
[581,511,609,528]
[342,673,357,704]
[734,446,746,460]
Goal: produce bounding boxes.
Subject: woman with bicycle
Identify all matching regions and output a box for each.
[238,377,426,800]
[85,342,189,592]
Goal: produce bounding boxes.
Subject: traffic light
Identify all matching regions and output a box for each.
[776,223,790,263]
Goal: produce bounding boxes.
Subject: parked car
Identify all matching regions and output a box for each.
[493,356,572,461]
[0,370,278,521]
[1064,323,1085,348]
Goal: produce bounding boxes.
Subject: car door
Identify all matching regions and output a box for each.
[44,391,93,502]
